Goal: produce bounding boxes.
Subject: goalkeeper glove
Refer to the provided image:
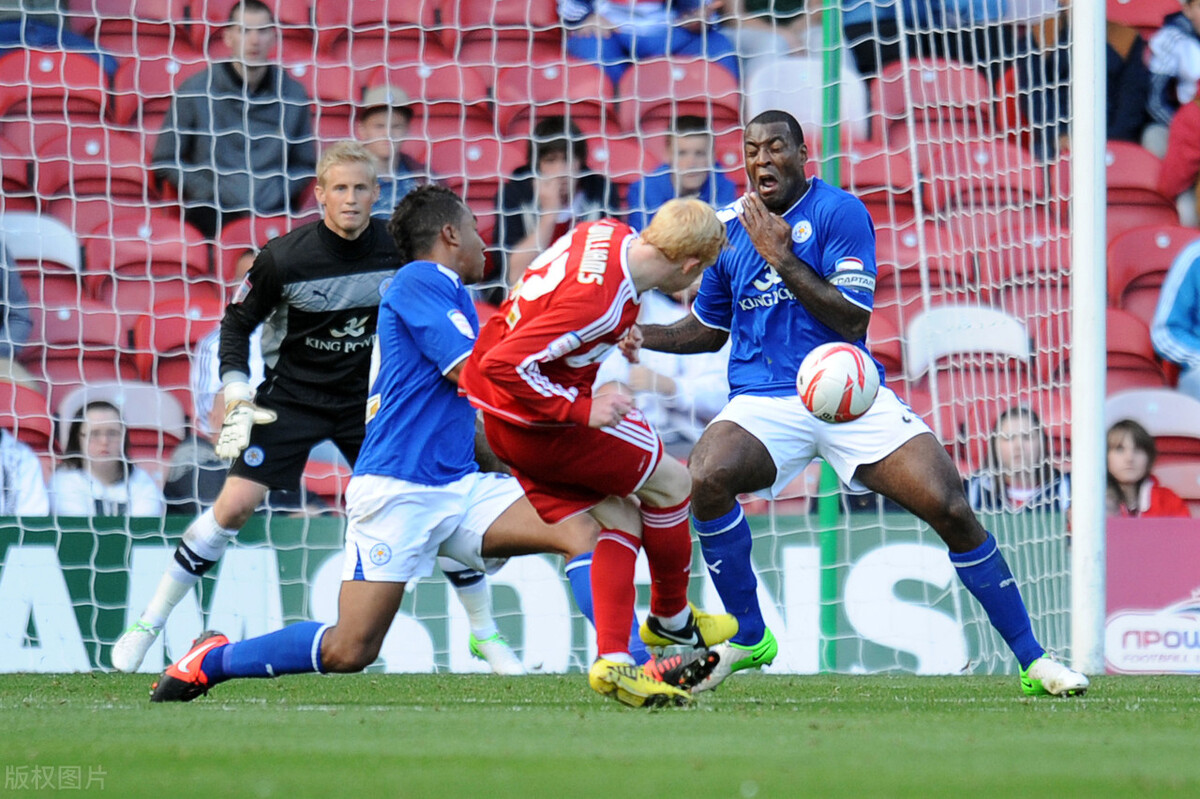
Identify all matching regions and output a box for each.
[215,381,277,460]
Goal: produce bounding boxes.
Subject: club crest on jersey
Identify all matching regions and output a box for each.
[243,446,265,467]
[792,220,813,243]
[369,543,391,565]
[447,309,475,339]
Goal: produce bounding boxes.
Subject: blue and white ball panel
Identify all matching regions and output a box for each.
[341,472,524,583]
[708,387,930,497]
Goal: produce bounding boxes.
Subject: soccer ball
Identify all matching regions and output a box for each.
[796,342,880,423]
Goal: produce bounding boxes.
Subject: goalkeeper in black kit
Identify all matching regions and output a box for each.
[114,142,522,677]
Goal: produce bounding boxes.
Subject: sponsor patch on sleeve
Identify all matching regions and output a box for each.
[231,277,252,304]
[835,257,864,272]
[447,309,476,339]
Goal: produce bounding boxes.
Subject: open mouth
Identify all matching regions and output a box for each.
[757,174,779,195]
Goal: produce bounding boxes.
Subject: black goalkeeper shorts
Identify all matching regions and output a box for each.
[226,377,364,491]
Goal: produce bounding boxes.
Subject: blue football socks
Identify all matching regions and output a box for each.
[565,552,650,665]
[694,505,764,646]
[201,621,328,684]
[949,532,1044,670]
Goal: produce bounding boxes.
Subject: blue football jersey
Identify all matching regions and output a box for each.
[692,177,884,398]
[354,261,479,485]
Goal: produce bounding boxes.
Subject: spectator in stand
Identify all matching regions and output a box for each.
[626,115,737,232]
[49,401,164,517]
[966,406,1070,513]
[1106,419,1191,518]
[842,0,903,78]
[355,85,429,221]
[1009,1,1071,161]
[1151,239,1200,400]
[0,426,49,516]
[1156,96,1200,227]
[1143,0,1200,157]
[0,243,36,392]
[719,0,819,74]
[1107,20,1152,145]
[594,286,730,459]
[152,0,316,238]
[0,1,119,79]
[559,0,740,88]
[495,116,620,288]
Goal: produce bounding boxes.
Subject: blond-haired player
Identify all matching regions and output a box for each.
[460,199,739,707]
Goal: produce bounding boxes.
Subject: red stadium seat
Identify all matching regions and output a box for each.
[21,299,139,411]
[616,57,741,137]
[318,0,451,70]
[71,0,194,59]
[302,454,352,509]
[82,214,214,308]
[1107,224,1200,327]
[35,129,155,204]
[428,137,524,207]
[290,59,369,147]
[0,380,53,453]
[588,135,659,192]
[216,215,295,283]
[917,137,1045,212]
[0,138,35,213]
[1107,204,1182,245]
[131,297,223,416]
[873,219,972,313]
[495,61,616,137]
[111,54,206,130]
[825,140,917,220]
[869,58,993,143]
[979,223,1069,287]
[450,0,564,85]
[0,49,108,121]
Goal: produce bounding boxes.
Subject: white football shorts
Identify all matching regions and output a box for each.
[341,471,524,583]
[708,386,932,497]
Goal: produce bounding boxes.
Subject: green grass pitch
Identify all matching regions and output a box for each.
[2,673,1197,798]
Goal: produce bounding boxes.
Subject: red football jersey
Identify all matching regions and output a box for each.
[461,220,639,428]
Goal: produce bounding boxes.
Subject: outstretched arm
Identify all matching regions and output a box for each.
[635,314,729,356]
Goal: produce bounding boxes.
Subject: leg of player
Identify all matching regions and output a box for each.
[633,455,738,652]
[854,433,1089,697]
[150,579,407,702]
[687,422,781,691]
[438,556,525,676]
[480,496,651,665]
[113,476,268,673]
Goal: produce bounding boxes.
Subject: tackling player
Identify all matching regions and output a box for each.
[148,186,714,702]
[625,110,1090,697]
[459,198,739,708]
[115,143,519,677]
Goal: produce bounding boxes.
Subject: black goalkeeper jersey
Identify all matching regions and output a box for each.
[219,218,398,407]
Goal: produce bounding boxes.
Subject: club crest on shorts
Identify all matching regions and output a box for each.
[243,446,265,467]
[369,543,392,565]
[792,220,813,243]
